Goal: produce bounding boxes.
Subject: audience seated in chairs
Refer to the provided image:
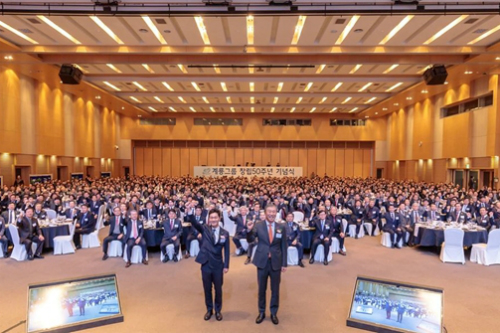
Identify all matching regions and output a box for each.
[73,204,96,250]
[16,207,45,260]
[102,206,126,260]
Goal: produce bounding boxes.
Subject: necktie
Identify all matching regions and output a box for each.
[196,215,200,222]
[133,221,138,238]
[432,211,435,220]
[243,215,246,225]
[9,211,13,224]
[391,213,394,220]
[212,228,217,244]
[289,222,293,230]
[268,223,273,243]
[148,209,151,219]
[321,220,324,231]
[170,219,174,230]
[116,216,119,226]
[456,213,460,222]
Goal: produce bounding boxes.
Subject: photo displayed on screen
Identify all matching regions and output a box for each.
[349,278,443,333]
[27,276,122,333]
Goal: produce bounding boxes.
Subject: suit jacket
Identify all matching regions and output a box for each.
[350,206,365,223]
[0,217,5,237]
[247,221,287,271]
[383,212,401,231]
[476,215,493,229]
[423,210,442,221]
[364,206,381,222]
[284,221,300,243]
[328,215,344,236]
[33,210,47,220]
[187,212,208,237]
[89,201,102,215]
[124,219,144,242]
[17,216,42,243]
[449,210,468,223]
[408,210,422,226]
[105,215,126,236]
[191,219,230,270]
[229,213,249,236]
[309,217,334,240]
[1,209,17,224]
[64,207,80,219]
[76,212,97,231]
[162,218,183,240]
[140,207,160,221]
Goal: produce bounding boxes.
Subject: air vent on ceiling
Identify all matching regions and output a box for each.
[335,18,346,25]
[18,29,33,34]
[155,19,167,25]
[27,18,41,24]
[473,28,488,34]
[464,18,479,24]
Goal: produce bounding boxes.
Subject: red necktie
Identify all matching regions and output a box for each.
[268,224,273,243]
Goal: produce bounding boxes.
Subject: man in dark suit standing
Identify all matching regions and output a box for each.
[160,209,183,262]
[17,207,45,260]
[284,212,304,267]
[124,210,148,268]
[190,208,229,321]
[247,204,287,325]
[102,207,126,260]
[73,204,96,249]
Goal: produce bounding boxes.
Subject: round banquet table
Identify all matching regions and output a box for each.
[6,224,70,249]
[143,223,190,247]
[415,224,488,247]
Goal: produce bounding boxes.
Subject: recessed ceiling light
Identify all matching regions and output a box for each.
[421,90,428,93]
[406,97,412,100]
[138,115,142,118]
[394,103,399,106]
[464,71,473,74]
[139,29,148,33]
[382,107,388,111]
[354,29,364,33]
[121,107,125,110]
[375,112,378,115]
[95,96,101,100]
[4,55,13,60]
[444,81,449,85]
[365,115,369,118]
[496,57,500,61]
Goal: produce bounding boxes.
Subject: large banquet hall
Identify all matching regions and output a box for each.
[1,1,500,333]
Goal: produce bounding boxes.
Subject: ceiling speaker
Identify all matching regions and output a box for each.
[423,65,448,85]
[59,64,83,85]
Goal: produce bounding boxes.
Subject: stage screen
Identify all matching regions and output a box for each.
[347,276,443,333]
[27,274,123,333]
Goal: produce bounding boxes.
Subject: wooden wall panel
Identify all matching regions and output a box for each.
[353,150,363,177]
[171,148,181,177]
[243,149,253,165]
[207,148,217,166]
[262,149,271,166]
[280,149,289,167]
[234,149,244,166]
[180,149,190,175]
[297,149,308,176]
[135,147,144,175]
[152,148,162,176]
[344,149,354,177]
[326,149,336,176]
[253,148,262,166]
[216,149,226,166]
[189,148,199,174]
[271,149,280,166]
[363,149,372,177]
[199,148,208,166]
[162,148,171,176]
[226,148,235,167]
[316,149,326,176]
[289,149,298,167]
[307,149,317,176]
[143,148,153,176]
[335,149,345,177]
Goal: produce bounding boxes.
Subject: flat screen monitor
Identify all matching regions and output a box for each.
[27,274,123,333]
[347,276,444,333]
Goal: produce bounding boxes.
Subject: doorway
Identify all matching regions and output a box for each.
[467,170,479,190]
[481,170,493,188]
[453,170,464,188]
[124,167,130,179]
[14,166,31,185]
[85,166,95,178]
[376,168,384,179]
[57,166,69,181]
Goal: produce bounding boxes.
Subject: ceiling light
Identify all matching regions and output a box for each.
[379,15,414,45]
[106,64,122,73]
[270,107,275,113]
[90,16,124,44]
[0,20,38,44]
[424,15,468,45]
[365,97,377,104]
[290,107,296,113]
[154,96,164,103]
[250,82,255,92]
[132,81,147,91]
[149,107,158,112]
[191,82,201,91]
[382,107,388,111]
[496,57,500,61]
[394,103,399,106]
[304,82,313,92]
[178,96,186,103]
[406,97,413,100]
[248,65,254,74]
[291,15,307,45]
[444,81,449,85]
[464,71,473,74]
[95,95,101,100]
[468,24,500,44]
[213,65,221,74]
[230,107,235,113]
[309,107,316,113]
[421,89,428,93]
[250,96,255,104]
[335,15,360,45]
[365,115,369,118]
[316,64,326,74]
[330,107,338,113]
[142,64,155,73]
[169,107,177,112]
[383,64,399,74]
[277,82,284,92]
[342,97,352,104]
[226,96,232,104]
[103,81,121,91]
[251,107,255,113]
[162,82,174,91]
[273,97,279,104]
[221,82,228,92]
[194,16,211,45]
[210,107,216,112]
[177,64,188,73]
[247,15,254,45]
[202,96,210,104]
[130,96,141,103]
[350,64,362,74]
[331,82,343,92]
[38,16,81,44]
[320,97,327,104]
[142,16,167,45]
[358,82,372,92]
[296,97,303,104]
[349,107,358,113]
[386,82,403,92]
[375,112,378,115]
[190,107,197,113]
[4,55,13,61]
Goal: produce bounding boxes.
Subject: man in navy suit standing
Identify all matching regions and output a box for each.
[160,209,183,262]
[190,208,229,321]
[247,204,287,325]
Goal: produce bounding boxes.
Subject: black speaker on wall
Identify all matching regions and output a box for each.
[423,65,448,85]
[59,64,83,85]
